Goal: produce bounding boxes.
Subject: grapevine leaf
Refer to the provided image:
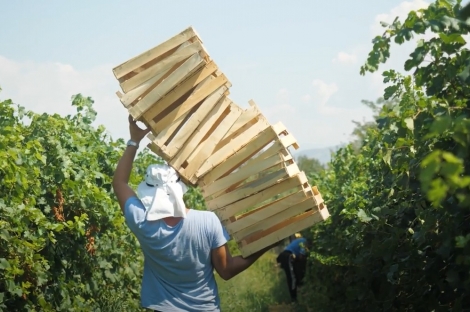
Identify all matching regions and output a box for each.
[357,209,373,223]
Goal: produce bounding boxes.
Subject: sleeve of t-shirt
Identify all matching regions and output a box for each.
[210,212,230,249]
[299,239,307,255]
[123,196,146,233]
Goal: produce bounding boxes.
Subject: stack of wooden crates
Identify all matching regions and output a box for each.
[112,26,330,257]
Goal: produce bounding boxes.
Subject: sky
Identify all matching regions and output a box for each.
[0,0,431,151]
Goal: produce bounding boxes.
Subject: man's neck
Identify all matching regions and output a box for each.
[162,208,191,226]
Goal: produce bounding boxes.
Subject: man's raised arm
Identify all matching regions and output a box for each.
[112,115,150,212]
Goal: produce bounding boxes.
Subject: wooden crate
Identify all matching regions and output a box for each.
[199,123,329,257]
[112,26,330,257]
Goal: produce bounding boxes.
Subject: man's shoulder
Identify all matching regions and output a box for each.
[186,209,218,224]
[286,238,306,251]
[125,196,144,209]
[187,210,228,235]
[294,238,307,248]
[124,196,146,228]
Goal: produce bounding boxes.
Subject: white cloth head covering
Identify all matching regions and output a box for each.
[136,163,188,221]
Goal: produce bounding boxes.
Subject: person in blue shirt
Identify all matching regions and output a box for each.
[276,237,310,302]
[112,116,279,312]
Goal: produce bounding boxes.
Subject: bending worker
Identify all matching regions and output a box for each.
[112,115,279,312]
[276,237,309,302]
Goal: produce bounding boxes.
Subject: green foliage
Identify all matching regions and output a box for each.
[303,1,470,310]
[296,155,324,176]
[0,85,235,311]
[216,252,291,312]
[183,185,208,211]
[350,98,397,151]
[0,93,146,311]
[5,2,470,311]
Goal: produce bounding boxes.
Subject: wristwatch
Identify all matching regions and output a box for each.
[127,140,139,148]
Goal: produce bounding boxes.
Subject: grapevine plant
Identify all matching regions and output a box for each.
[302,1,470,311]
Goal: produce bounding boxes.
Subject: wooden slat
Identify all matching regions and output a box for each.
[239,208,330,257]
[202,151,291,198]
[120,41,205,94]
[200,131,297,189]
[215,116,269,154]
[206,149,292,199]
[118,46,182,86]
[182,104,243,180]
[232,197,317,241]
[239,141,290,174]
[128,53,205,119]
[205,163,300,210]
[314,193,324,205]
[198,122,294,187]
[312,185,320,195]
[142,61,219,127]
[226,190,307,234]
[119,64,174,108]
[156,105,198,158]
[147,144,164,159]
[153,73,230,133]
[222,130,293,181]
[146,133,167,161]
[170,97,231,170]
[113,27,197,79]
[220,104,262,142]
[242,210,316,246]
[121,43,203,108]
[211,171,307,221]
[212,162,287,201]
[121,43,208,107]
[156,86,228,158]
[195,118,271,180]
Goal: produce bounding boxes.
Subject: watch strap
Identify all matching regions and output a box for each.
[127,140,139,148]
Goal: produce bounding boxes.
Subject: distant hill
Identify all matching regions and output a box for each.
[293,144,346,165]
